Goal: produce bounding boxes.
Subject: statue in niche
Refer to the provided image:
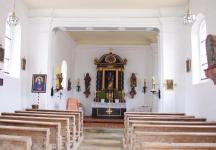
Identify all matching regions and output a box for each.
[84,73,91,98]
[56,73,63,91]
[206,34,216,66]
[107,73,114,90]
[130,73,137,98]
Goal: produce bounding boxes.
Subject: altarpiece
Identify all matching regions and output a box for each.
[92,51,127,119]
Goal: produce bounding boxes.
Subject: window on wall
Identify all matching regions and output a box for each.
[61,60,67,89]
[4,14,21,78]
[191,14,208,84]
[199,20,208,80]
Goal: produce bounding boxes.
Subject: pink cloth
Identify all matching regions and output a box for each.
[66,98,79,110]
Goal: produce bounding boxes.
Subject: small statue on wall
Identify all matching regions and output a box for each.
[84,73,91,98]
[56,73,63,91]
[129,73,137,98]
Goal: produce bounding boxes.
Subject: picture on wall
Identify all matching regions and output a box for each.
[166,79,174,90]
[32,74,47,93]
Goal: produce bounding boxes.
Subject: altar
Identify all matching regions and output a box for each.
[92,51,127,119]
[92,102,126,119]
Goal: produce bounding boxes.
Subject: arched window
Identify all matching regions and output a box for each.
[4,13,21,78]
[61,60,67,89]
[191,14,207,84]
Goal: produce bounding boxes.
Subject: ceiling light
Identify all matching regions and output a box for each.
[183,0,196,25]
[7,0,19,26]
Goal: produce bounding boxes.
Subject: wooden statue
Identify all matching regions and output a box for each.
[84,73,91,98]
[130,73,137,98]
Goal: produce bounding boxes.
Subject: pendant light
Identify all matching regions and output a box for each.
[183,0,196,25]
[7,0,19,26]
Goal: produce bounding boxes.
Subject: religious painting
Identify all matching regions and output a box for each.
[166,79,174,90]
[32,74,47,93]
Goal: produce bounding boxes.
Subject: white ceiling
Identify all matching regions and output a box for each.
[67,31,158,45]
[24,0,187,9]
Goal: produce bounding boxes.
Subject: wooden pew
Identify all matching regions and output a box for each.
[140,142,216,150]
[0,119,61,150]
[133,132,216,150]
[15,110,81,140]
[0,125,50,150]
[130,124,216,149]
[0,115,70,150]
[124,116,206,145]
[1,112,75,149]
[0,135,32,150]
[26,109,83,136]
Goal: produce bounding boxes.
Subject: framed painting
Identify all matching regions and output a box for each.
[166,79,174,90]
[32,74,47,93]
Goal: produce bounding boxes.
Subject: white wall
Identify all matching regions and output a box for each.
[183,0,216,121]
[72,45,155,116]
[47,31,77,110]
[0,0,28,112]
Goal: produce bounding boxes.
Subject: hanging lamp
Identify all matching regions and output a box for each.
[7,0,19,26]
[183,0,196,25]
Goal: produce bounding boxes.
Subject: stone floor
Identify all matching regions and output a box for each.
[77,128,124,150]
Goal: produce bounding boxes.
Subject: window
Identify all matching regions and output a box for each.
[4,13,21,78]
[191,14,208,84]
[199,20,208,80]
[61,60,67,89]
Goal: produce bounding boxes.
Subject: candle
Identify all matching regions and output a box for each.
[152,76,156,85]
[144,79,147,87]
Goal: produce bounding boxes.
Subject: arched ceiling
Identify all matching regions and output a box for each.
[24,0,187,9]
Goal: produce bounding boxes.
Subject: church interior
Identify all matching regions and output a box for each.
[0,0,216,149]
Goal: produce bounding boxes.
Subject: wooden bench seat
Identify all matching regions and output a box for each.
[0,125,50,150]
[140,142,216,150]
[1,112,75,149]
[15,110,81,139]
[124,116,207,145]
[0,114,70,150]
[133,132,216,150]
[0,135,32,150]
[129,125,216,149]
[0,119,61,150]
[26,109,83,136]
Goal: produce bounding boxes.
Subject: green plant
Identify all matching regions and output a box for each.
[98,90,106,99]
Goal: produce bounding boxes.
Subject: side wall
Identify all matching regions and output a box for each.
[0,0,28,112]
[183,0,216,120]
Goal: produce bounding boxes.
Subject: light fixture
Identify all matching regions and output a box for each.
[150,77,161,99]
[183,0,196,25]
[7,0,19,26]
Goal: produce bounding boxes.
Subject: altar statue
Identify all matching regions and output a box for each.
[107,73,114,90]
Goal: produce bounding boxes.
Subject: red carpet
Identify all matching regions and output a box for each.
[84,116,124,128]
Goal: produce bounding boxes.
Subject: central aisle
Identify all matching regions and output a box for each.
[78,128,124,150]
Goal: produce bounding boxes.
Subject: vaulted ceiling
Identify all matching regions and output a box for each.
[23,0,187,9]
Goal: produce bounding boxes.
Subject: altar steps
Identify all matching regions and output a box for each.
[84,117,124,128]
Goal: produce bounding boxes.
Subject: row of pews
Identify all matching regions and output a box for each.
[123,112,216,150]
[0,109,83,150]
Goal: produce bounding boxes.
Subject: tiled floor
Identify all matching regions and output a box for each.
[78,128,123,150]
